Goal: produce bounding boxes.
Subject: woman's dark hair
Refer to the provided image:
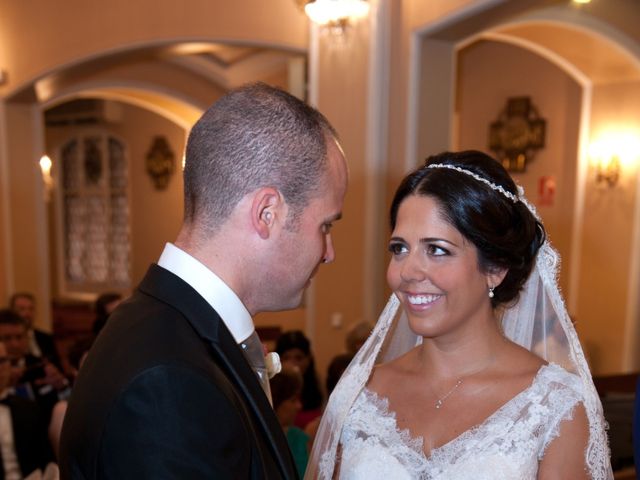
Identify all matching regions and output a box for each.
[275,330,323,410]
[270,367,303,411]
[390,150,546,307]
[92,292,123,336]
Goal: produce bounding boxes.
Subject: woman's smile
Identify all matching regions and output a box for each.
[404,292,443,311]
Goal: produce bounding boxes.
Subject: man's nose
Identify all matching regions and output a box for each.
[322,233,336,264]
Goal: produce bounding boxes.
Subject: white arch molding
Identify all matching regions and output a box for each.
[41,85,204,131]
[5,36,307,103]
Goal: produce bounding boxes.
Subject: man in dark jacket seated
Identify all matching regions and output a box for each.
[9,293,61,369]
[0,309,69,421]
[0,337,54,477]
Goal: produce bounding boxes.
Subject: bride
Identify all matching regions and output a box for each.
[306,151,612,479]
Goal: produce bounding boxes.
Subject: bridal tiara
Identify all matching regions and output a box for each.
[426,163,519,203]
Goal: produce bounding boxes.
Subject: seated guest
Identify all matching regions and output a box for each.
[9,292,61,369]
[326,321,373,395]
[0,340,54,478]
[91,292,123,337]
[0,309,69,420]
[275,330,323,429]
[49,336,95,459]
[270,367,309,478]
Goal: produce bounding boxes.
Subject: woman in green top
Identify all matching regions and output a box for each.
[271,367,311,477]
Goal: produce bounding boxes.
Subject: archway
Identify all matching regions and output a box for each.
[0,39,307,331]
[410,1,640,374]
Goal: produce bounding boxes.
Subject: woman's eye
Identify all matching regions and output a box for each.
[388,242,408,255]
[427,244,449,256]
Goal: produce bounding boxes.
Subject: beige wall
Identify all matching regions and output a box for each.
[0,0,308,97]
[0,0,308,332]
[457,40,582,295]
[257,20,378,384]
[119,104,186,286]
[2,0,640,378]
[0,103,9,305]
[577,80,640,374]
[45,101,187,298]
[385,0,640,374]
[312,22,374,384]
[2,103,51,330]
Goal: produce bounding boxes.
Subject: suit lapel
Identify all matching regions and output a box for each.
[138,264,296,479]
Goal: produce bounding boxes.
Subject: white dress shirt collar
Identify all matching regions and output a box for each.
[27,329,42,357]
[0,398,20,480]
[157,243,254,343]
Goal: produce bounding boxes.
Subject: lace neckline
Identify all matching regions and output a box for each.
[362,362,557,461]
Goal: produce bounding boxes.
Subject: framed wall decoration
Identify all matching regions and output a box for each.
[146,136,175,190]
[488,96,546,172]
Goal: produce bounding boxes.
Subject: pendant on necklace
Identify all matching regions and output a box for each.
[434,379,463,409]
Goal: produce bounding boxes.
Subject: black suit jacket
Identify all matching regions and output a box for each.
[2,395,54,478]
[59,264,298,479]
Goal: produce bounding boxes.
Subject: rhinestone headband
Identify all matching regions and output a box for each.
[426,163,519,203]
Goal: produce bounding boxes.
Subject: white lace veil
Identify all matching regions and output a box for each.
[305,185,612,480]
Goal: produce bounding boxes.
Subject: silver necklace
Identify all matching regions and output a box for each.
[432,356,497,409]
[434,379,463,409]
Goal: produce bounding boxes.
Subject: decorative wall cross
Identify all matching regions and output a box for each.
[488,96,546,172]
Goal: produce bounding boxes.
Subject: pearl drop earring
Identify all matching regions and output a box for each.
[488,287,495,298]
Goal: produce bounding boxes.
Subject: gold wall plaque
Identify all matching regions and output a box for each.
[488,97,546,172]
[145,136,175,190]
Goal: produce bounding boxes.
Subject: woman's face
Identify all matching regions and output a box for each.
[280,348,310,374]
[386,195,499,339]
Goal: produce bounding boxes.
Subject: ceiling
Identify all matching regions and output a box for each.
[493,22,640,84]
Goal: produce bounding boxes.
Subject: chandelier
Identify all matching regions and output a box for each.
[298,0,370,31]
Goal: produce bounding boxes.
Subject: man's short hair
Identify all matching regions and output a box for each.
[9,292,35,309]
[183,82,337,236]
[0,308,26,327]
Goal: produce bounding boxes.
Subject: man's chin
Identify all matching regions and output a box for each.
[264,291,306,312]
[283,294,305,311]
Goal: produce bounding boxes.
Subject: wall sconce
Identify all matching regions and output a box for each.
[298,0,370,34]
[594,155,620,187]
[39,154,53,201]
[589,133,640,188]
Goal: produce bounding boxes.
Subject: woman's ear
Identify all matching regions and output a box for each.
[487,267,508,291]
[250,187,284,239]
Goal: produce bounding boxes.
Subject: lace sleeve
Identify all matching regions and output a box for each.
[536,368,585,456]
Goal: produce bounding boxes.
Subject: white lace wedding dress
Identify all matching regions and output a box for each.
[338,363,584,479]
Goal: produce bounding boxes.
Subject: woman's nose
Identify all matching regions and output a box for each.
[400,254,426,282]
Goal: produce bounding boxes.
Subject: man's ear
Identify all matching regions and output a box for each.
[250,187,284,239]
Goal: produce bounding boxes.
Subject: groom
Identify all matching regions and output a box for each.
[59,83,348,479]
